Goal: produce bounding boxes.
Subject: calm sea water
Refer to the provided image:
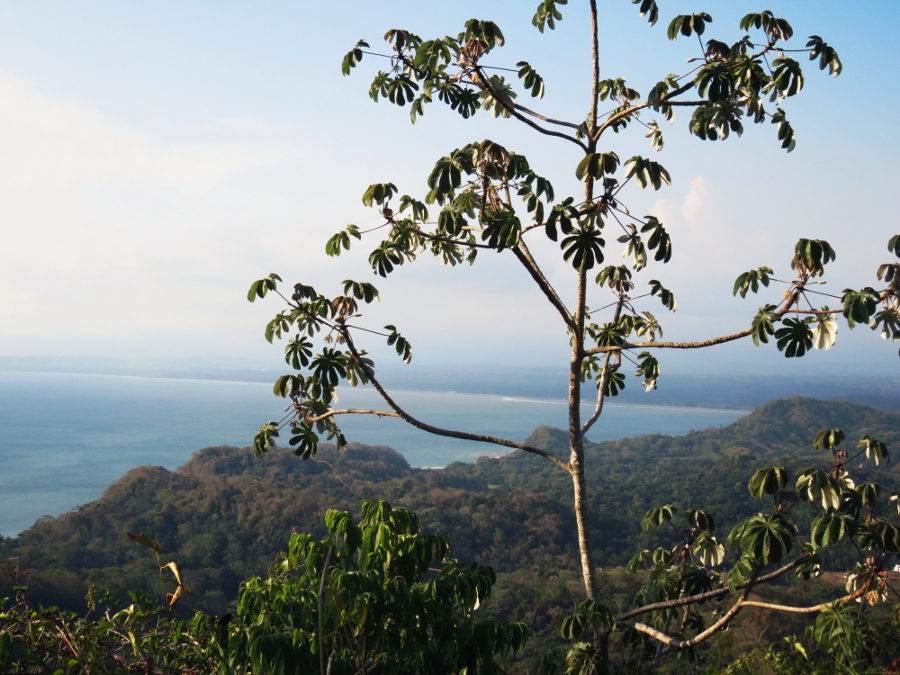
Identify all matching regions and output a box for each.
[0,371,745,536]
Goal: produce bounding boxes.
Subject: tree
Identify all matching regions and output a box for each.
[248,1,899,667]
[2,500,527,674]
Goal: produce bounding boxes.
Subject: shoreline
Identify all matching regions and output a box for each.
[0,369,752,414]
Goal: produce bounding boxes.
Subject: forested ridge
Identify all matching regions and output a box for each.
[3,396,899,662]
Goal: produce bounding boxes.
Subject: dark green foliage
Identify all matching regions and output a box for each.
[733,266,773,299]
[1,503,527,675]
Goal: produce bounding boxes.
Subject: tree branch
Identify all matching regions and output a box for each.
[474,65,588,152]
[617,566,762,649]
[409,228,495,250]
[584,294,803,356]
[584,328,752,356]
[622,581,870,651]
[512,103,581,130]
[512,241,575,328]
[616,559,798,621]
[593,80,697,141]
[341,333,572,472]
[305,409,401,423]
[741,582,869,614]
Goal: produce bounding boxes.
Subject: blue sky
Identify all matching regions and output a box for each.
[0,1,898,378]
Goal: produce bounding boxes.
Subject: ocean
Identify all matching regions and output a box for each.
[0,370,746,536]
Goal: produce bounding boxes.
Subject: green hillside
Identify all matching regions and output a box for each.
[3,396,897,618]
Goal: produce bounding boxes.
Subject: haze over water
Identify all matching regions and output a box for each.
[0,370,745,536]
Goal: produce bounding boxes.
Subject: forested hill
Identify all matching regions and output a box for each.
[2,396,898,617]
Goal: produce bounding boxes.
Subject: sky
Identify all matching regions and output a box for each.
[1,0,898,379]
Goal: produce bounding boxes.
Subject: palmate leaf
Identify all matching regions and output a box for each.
[461,19,505,49]
[342,280,380,304]
[858,435,889,466]
[813,428,844,451]
[385,324,412,363]
[748,466,789,499]
[740,11,793,42]
[369,242,405,277]
[841,287,880,328]
[667,13,713,40]
[811,312,838,351]
[341,39,369,76]
[795,468,841,511]
[427,146,477,201]
[649,280,676,311]
[686,508,716,533]
[641,504,677,530]
[595,264,632,289]
[617,224,647,271]
[626,549,653,573]
[362,183,398,207]
[632,0,659,27]
[574,151,620,182]
[561,226,605,270]
[601,366,626,397]
[791,238,835,277]
[889,234,900,259]
[733,266,773,299]
[859,521,900,555]
[285,336,313,369]
[480,75,518,118]
[253,421,280,456]
[273,374,306,399]
[635,351,660,391]
[516,61,545,99]
[770,58,804,98]
[751,304,779,346]
[775,317,813,357]
[640,217,672,262]
[399,195,429,223]
[692,532,725,567]
[289,422,321,460]
[806,35,842,77]
[729,514,793,565]
[326,225,362,257]
[532,0,567,32]
[560,600,614,640]
[544,198,578,242]
[625,156,671,191]
[247,273,283,303]
[482,208,522,251]
[810,513,857,549]
[771,108,796,152]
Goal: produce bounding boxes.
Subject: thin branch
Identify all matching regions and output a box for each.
[616,559,798,621]
[305,409,400,423]
[341,332,572,472]
[617,566,762,649]
[584,328,752,356]
[593,80,696,141]
[512,241,575,328]
[474,65,588,152]
[410,227,495,250]
[582,298,624,437]
[512,102,581,130]
[584,292,803,356]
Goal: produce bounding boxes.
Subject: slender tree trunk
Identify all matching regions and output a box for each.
[570,451,599,601]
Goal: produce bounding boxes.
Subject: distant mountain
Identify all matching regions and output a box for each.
[3,396,898,620]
